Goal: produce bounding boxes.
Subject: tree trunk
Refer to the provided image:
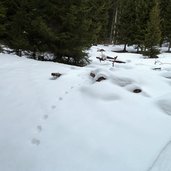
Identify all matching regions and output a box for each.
[168,42,171,52]
[32,51,36,59]
[123,44,127,52]
[113,8,118,44]
[109,7,117,43]
[137,46,140,53]
[16,49,22,57]
[32,47,37,59]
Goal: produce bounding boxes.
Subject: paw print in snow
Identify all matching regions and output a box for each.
[31,138,40,146]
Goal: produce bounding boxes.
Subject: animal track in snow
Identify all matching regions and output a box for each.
[59,97,63,101]
[31,138,40,146]
[37,125,42,132]
[43,114,48,120]
[65,91,68,94]
[51,105,56,109]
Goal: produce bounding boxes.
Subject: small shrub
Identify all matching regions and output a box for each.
[142,47,160,58]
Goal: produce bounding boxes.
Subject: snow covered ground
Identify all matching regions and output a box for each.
[0,45,171,171]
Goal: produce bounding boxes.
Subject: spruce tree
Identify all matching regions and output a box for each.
[159,0,169,46]
[1,0,30,55]
[133,0,149,52]
[84,0,113,44]
[0,2,6,42]
[144,1,161,58]
[115,0,136,51]
[162,0,171,51]
[95,0,113,43]
[50,0,92,65]
[6,9,30,56]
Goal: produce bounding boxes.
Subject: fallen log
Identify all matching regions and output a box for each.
[114,60,126,63]
[106,56,118,60]
[96,57,106,62]
[152,67,161,71]
[108,59,126,67]
[96,56,126,67]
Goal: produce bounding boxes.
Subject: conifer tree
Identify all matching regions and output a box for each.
[0,2,6,51]
[159,0,169,45]
[96,0,113,43]
[133,0,149,52]
[2,0,171,64]
[116,0,136,51]
[161,0,171,51]
[1,0,30,55]
[6,9,30,56]
[0,2,6,41]
[50,0,92,65]
[106,0,118,43]
[84,0,113,44]
[144,1,161,58]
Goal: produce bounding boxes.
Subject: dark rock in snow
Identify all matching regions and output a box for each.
[51,73,62,79]
[90,72,96,78]
[133,89,142,93]
[96,76,107,82]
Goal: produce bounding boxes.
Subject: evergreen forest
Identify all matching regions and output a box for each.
[0,0,171,66]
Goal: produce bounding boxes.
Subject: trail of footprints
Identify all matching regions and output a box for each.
[31,86,75,146]
[31,70,171,146]
[31,114,48,146]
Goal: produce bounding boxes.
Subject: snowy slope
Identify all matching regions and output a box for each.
[0,45,171,171]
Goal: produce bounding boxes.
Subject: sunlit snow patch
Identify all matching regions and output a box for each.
[80,82,121,101]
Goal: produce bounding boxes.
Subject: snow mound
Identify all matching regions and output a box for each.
[90,68,135,87]
[89,68,151,97]
[126,84,142,93]
[161,71,171,79]
[111,76,134,87]
[157,98,171,116]
[1,45,171,171]
[80,82,121,101]
[90,68,110,82]
[149,141,171,171]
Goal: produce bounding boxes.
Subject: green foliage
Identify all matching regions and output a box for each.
[1,0,171,62]
[0,1,78,64]
[1,0,114,65]
[113,0,163,55]
[50,0,93,65]
[0,2,6,39]
[159,0,170,43]
[145,3,161,47]
[133,0,149,49]
[144,1,161,58]
[116,0,136,50]
[142,47,160,58]
[162,0,171,51]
